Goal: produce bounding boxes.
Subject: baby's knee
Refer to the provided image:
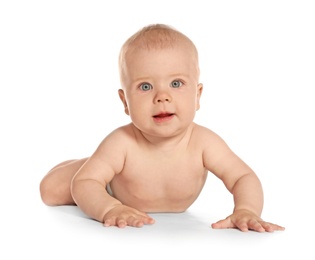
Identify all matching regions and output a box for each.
[39,178,56,206]
[40,172,68,206]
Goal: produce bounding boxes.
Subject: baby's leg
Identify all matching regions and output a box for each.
[40,158,88,206]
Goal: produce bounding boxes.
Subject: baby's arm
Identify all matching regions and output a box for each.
[71,129,154,228]
[202,128,284,232]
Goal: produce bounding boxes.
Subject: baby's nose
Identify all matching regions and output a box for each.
[154,92,172,103]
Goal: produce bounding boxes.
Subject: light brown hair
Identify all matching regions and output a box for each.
[118,24,199,87]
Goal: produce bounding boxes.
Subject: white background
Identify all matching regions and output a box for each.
[1,0,314,259]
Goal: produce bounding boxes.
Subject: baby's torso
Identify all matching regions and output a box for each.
[109,125,208,213]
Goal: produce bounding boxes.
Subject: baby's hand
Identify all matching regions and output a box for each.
[211,209,285,232]
[103,205,155,228]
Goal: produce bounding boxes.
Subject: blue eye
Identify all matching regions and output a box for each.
[140,83,152,91]
[171,80,182,88]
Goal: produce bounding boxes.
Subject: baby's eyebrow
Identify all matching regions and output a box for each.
[132,73,190,84]
[134,76,151,82]
[131,77,152,86]
[168,73,189,79]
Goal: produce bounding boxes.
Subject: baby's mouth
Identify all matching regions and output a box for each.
[153,113,174,118]
[152,113,175,123]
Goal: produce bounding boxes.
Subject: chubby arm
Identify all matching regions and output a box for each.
[201,127,284,232]
[71,127,154,227]
[70,156,122,223]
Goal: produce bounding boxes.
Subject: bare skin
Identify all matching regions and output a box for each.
[40,123,284,231]
[40,24,285,232]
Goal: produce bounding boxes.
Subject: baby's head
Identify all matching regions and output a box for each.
[119,24,200,88]
[118,24,203,137]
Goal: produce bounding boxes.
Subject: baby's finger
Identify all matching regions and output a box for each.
[261,222,285,232]
[126,216,145,227]
[211,218,234,229]
[133,215,155,227]
[246,219,265,232]
[143,215,155,225]
[235,220,250,232]
[117,218,127,228]
[132,212,155,225]
[103,216,116,227]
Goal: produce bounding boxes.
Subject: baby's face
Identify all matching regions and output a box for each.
[119,43,202,138]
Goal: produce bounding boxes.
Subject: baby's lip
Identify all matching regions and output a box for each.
[153,112,175,118]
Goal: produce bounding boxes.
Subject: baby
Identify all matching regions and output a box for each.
[40,24,284,232]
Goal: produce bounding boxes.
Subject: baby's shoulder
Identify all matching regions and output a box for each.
[191,123,226,147]
[192,123,220,139]
[99,123,135,146]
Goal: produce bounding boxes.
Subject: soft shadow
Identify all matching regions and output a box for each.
[44,205,273,244]
[48,205,91,219]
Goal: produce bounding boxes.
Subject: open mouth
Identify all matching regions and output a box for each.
[153,113,174,118]
[153,113,175,122]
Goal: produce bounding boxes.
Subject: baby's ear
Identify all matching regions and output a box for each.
[118,89,130,115]
[196,83,203,111]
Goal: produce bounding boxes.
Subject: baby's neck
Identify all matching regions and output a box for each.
[132,123,195,151]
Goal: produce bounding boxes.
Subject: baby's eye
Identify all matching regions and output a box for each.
[170,80,182,88]
[140,83,152,91]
